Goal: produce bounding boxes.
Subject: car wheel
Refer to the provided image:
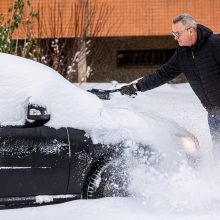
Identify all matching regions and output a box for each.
[83,160,129,199]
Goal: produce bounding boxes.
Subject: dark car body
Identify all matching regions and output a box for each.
[0,124,120,205]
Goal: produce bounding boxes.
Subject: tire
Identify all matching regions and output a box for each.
[83,160,129,199]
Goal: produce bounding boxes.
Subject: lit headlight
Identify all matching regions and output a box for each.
[181,136,198,154]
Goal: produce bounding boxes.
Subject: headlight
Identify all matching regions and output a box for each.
[181,136,198,154]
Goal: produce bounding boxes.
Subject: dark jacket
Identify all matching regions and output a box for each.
[136,24,220,112]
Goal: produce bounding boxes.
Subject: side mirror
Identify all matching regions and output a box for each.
[25,104,50,127]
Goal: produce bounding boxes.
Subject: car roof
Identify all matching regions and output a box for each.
[0,53,103,129]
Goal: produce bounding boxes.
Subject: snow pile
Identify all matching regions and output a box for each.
[128,159,220,215]
[0,53,103,128]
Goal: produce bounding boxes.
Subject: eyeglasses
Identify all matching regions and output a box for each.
[172,27,190,38]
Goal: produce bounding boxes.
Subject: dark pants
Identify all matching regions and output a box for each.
[208,111,220,159]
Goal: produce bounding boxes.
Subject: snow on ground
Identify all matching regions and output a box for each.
[2,82,220,220]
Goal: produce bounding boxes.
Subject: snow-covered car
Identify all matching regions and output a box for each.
[0,53,199,206]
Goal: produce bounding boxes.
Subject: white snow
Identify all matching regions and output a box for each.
[0,53,220,219]
[35,195,76,204]
[0,53,103,128]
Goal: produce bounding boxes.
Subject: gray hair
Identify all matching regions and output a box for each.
[172,13,197,29]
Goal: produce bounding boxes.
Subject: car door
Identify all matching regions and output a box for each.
[0,126,70,197]
[67,127,91,194]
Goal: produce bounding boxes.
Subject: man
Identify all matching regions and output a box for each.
[120,13,220,155]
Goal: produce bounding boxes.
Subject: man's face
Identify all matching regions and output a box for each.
[172,21,195,46]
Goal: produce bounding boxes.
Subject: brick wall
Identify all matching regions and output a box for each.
[1,0,220,39]
[1,0,218,82]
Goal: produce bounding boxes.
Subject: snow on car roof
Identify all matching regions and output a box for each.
[0,52,103,128]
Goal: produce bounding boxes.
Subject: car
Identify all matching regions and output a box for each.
[0,52,199,207]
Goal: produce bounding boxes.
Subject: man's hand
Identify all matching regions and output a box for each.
[120,84,137,96]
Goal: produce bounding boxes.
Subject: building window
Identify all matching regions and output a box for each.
[117,49,175,67]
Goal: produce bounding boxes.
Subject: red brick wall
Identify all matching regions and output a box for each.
[1,0,219,38]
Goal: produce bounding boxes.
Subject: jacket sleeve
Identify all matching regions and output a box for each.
[212,35,220,65]
[137,50,182,92]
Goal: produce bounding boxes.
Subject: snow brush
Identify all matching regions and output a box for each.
[87,88,122,100]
